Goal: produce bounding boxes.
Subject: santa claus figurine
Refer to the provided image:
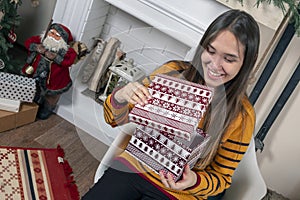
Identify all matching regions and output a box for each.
[21,23,77,120]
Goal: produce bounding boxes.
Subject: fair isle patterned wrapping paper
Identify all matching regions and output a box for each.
[129,74,213,141]
[127,74,213,180]
[126,125,210,181]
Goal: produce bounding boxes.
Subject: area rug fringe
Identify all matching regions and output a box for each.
[57,145,80,200]
[0,145,80,200]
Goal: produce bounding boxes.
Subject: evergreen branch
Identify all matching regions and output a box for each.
[238,0,300,35]
[0,0,22,72]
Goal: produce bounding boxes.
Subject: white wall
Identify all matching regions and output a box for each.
[16,0,57,45]
[216,1,299,198]
[99,7,191,75]
[52,0,110,49]
[255,34,300,200]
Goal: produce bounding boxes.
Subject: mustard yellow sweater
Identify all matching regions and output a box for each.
[103,61,255,199]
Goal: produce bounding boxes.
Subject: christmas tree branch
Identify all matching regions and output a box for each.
[238,0,300,35]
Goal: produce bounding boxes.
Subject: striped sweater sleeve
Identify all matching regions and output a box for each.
[186,98,255,198]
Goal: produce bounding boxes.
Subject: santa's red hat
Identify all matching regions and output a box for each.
[50,23,73,44]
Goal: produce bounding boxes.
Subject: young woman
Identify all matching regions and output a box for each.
[83,9,260,200]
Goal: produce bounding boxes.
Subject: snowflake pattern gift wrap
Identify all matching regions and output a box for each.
[126,74,213,180]
[0,72,36,102]
[126,125,210,181]
[129,74,213,141]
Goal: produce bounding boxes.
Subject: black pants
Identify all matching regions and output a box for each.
[82,161,171,200]
[82,160,226,200]
[207,191,226,200]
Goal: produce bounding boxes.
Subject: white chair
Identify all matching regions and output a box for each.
[94,132,127,183]
[94,135,267,200]
[222,136,267,200]
[94,124,136,183]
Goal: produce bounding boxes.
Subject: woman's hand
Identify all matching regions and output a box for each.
[159,165,198,190]
[114,82,151,106]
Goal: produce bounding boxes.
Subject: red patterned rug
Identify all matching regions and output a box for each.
[0,145,80,200]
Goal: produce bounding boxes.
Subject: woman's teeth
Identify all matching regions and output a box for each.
[209,69,223,77]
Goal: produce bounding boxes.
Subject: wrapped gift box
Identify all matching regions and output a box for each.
[0,72,36,102]
[126,125,210,181]
[129,74,213,141]
[0,97,21,112]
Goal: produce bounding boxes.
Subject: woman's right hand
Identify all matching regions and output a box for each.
[114,82,151,106]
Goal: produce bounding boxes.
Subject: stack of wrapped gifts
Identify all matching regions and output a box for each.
[0,72,38,132]
[127,74,213,180]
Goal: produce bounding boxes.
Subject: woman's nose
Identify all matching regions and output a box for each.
[211,56,223,69]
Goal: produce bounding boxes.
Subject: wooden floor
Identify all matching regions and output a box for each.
[0,113,109,198]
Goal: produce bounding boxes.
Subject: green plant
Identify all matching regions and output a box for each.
[238,0,300,35]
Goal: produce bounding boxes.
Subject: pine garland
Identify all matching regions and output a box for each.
[238,0,300,35]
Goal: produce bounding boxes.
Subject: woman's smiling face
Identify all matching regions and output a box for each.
[201,30,245,88]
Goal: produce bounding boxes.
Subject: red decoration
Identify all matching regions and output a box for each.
[7,29,17,43]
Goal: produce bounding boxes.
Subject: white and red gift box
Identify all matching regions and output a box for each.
[126,74,213,180]
[129,74,213,141]
[126,125,210,181]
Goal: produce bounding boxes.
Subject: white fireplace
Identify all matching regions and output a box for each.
[51,0,230,145]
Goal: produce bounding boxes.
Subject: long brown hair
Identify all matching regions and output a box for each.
[183,9,260,168]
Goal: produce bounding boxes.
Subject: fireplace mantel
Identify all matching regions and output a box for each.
[105,0,229,47]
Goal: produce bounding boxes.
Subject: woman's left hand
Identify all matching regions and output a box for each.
[159,165,198,190]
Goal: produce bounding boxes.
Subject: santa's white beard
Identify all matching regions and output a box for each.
[41,34,68,52]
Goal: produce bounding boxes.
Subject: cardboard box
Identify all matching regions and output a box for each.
[0,102,39,132]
